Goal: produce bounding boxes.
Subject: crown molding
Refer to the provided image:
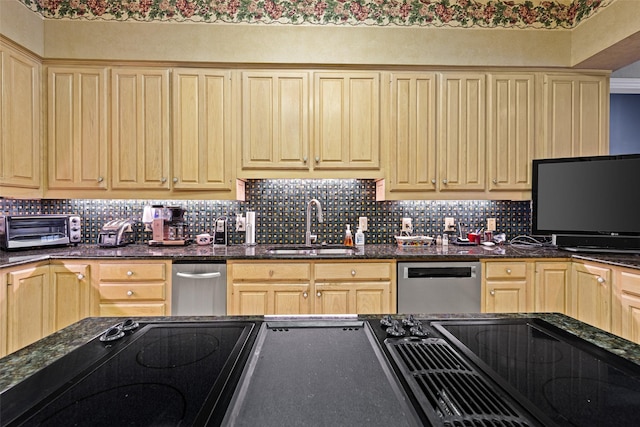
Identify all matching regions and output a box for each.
[610,78,640,94]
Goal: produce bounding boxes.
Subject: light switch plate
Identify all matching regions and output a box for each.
[358,216,368,232]
[487,218,496,231]
[444,217,455,231]
[236,215,246,232]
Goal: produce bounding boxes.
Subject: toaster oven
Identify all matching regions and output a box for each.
[0,215,82,250]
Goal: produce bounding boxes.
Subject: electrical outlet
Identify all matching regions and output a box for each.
[358,216,368,232]
[444,217,455,231]
[401,218,413,233]
[236,215,246,232]
[487,218,496,231]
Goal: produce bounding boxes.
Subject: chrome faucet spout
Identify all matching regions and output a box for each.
[305,198,324,246]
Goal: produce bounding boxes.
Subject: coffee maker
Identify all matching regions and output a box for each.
[149,206,188,246]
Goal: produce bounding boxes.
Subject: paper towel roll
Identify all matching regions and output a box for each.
[246,211,256,245]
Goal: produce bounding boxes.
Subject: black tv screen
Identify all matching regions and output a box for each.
[532,154,640,252]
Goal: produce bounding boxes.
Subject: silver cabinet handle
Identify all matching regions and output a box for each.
[315,156,320,164]
[492,178,498,184]
[127,271,133,277]
[176,272,222,279]
[303,156,308,164]
[506,268,512,274]
[431,179,436,184]
[316,291,322,297]
[597,276,605,284]
[173,177,179,183]
[442,179,448,185]
[303,292,308,298]
[490,290,495,296]
[77,273,85,280]
[97,176,104,183]
[161,177,167,183]
[351,269,356,276]
[127,290,134,296]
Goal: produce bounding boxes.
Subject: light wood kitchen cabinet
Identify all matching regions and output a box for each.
[0,41,41,197]
[569,261,611,332]
[47,66,108,191]
[542,73,609,158]
[111,67,170,190]
[97,261,171,316]
[482,260,532,313]
[227,262,312,315]
[387,73,437,195]
[5,263,51,355]
[314,262,394,315]
[612,267,640,344]
[241,71,310,171]
[438,73,486,192]
[172,68,233,191]
[227,260,394,315]
[534,261,570,313]
[487,73,536,192]
[314,72,380,171]
[49,262,93,331]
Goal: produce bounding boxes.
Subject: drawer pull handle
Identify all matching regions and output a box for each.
[506,269,512,274]
[127,290,134,296]
[77,273,85,280]
[490,290,495,296]
[597,276,605,284]
[127,271,134,277]
[351,270,356,276]
[303,292,308,298]
[316,291,322,297]
[176,272,222,279]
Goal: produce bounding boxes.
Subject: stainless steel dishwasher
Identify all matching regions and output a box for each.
[397,262,481,314]
[171,262,227,315]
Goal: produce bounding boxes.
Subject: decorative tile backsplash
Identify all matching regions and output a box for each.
[0,180,531,245]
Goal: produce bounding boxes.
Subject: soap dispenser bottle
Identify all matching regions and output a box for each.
[344,224,354,246]
[355,226,365,246]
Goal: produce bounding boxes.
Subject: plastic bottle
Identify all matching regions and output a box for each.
[442,233,449,247]
[344,224,354,246]
[355,226,365,246]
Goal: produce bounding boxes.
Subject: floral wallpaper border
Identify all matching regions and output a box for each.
[21,0,613,29]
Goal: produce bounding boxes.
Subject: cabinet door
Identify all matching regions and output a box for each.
[229,283,311,315]
[241,72,309,170]
[111,68,170,189]
[314,72,380,170]
[50,263,92,331]
[388,73,437,193]
[173,69,233,190]
[615,269,640,344]
[487,73,535,191]
[569,262,611,331]
[484,281,527,313]
[543,74,608,158]
[0,42,41,192]
[315,282,391,315]
[534,262,569,313]
[47,66,108,190]
[438,73,486,191]
[6,265,51,354]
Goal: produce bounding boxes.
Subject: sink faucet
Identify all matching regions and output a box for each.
[305,198,324,246]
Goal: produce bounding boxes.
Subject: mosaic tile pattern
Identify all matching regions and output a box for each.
[0,180,531,245]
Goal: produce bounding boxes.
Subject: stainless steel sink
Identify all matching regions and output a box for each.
[267,245,357,256]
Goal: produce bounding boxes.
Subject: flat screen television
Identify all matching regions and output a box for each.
[532,154,640,253]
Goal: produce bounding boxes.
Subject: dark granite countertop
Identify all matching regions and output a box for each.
[2,312,640,394]
[2,243,640,270]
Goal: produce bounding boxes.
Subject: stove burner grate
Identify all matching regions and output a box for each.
[387,337,536,426]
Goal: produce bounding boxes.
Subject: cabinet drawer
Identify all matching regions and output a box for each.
[315,262,392,281]
[100,303,166,317]
[485,262,528,279]
[231,263,311,281]
[99,263,166,281]
[99,283,166,301]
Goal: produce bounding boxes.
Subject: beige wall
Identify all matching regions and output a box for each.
[0,0,44,56]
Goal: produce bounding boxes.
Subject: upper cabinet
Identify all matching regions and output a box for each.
[47,66,108,191]
[387,73,437,195]
[241,71,310,171]
[172,68,233,191]
[438,73,486,192]
[0,41,42,198]
[543,74,609,158]
[238,71,382,178]
[111,67,171,191]
[487,73,536,192]
[314,72,380,171]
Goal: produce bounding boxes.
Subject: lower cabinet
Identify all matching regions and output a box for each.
[612,267,640,344]
[50,262,93,331]
[569,261,612,332]
[534,261,570,312]
[97,261,171,316]
[482,260,532,313]
[227,260,395,315]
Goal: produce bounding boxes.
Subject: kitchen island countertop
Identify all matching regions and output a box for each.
[2,312,640,394]
[2,243,640,270]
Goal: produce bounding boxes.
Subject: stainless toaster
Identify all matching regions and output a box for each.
[97,219,135,247]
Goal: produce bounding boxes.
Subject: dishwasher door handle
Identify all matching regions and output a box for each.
[176,271,222,279]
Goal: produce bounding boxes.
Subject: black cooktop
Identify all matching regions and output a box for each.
[1,320,258,426]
